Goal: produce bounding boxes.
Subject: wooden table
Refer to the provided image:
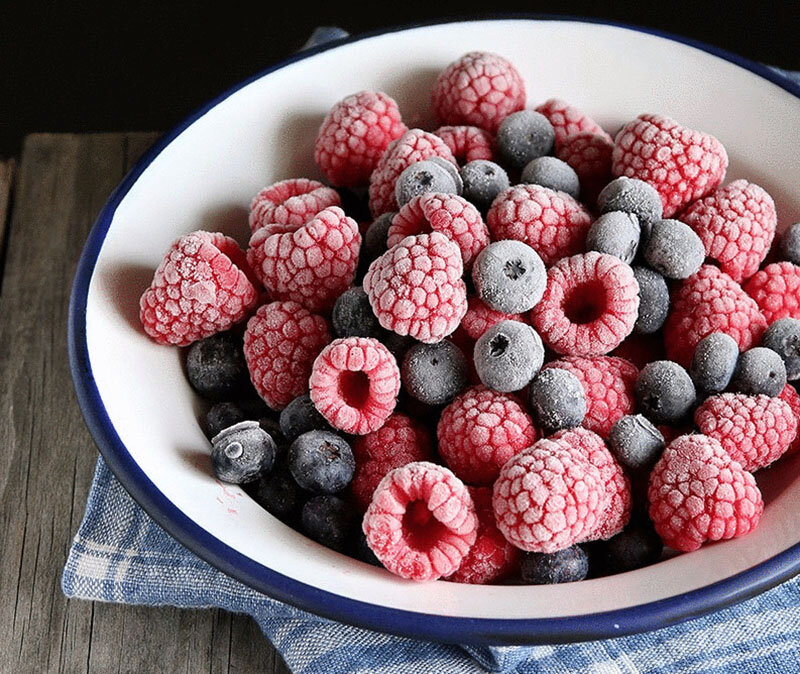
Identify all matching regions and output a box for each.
[0,134,290,673]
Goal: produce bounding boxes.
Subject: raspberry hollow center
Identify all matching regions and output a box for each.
[563,280,607,324]
[338,370,371,408]
[402,500,448,551]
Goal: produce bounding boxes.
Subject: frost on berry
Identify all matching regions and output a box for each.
[461,296,523,340]
[744,262,800,324]
[555,132,614,205]
[248,178,341,234]
[434,125,495,163]
[534,98,611,147]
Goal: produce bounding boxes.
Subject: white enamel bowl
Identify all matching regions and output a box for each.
[68,18,800,644]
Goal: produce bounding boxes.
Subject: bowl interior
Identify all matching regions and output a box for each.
[81,19,800,629]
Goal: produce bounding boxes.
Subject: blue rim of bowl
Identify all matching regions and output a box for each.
[68,15,800,645]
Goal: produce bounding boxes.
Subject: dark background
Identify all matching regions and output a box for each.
[2,1,799,158]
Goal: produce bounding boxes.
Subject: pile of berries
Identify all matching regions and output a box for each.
[139,51,800,585]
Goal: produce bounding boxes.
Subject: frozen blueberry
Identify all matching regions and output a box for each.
[520,546,588,584]
[460,160,510,210]
[519,156,580,199]
[643,219,705,280]
[288,430,355,494]
[528,367,587,432]
[332,287,383,339]
[211,420,277,484]
[608,414,665,469]
[204,401,246,439]
[780,223,800,265]
[247,460,305,523]
[472,240,546,314]
[596,524,663,574]
[636,360,697,423]
[474,320,544,393]
[763,318,800,381]
[597,177,663,235]
[402,341,468,406]
[586,212,641,264]
[394,159,458,207]
[301,495,359,553]
[280,394,330,442]
[690,332,739,393]
[495,110,555,170]
[185,332,250,401]
[632,266,669,334]
[363,212,396,262]
[730,347,787,397]
[427,156,463,194]
[355,531,382,566]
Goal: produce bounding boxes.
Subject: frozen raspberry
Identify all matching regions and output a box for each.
[351,413,432,510]
[555,132,614,204]
[363,232,468,343]
[551,427,631,540]
[612,114,728,217]
[744,262,800,324]
[140,231,259,347]
[434,125,495,164]
[534,98,611,147]
[247,206,360,313]
[248,178,342,234]
[368,129,456,217]
[387,193,489,268]
[309,337,401,436]
[486,185,593,266]
[778,384,800,457]
[431,51,526,134]
[437,385,537,485]
[664,265,767,367]
[447,487,520,584]
[530,252,640,357]
[461,296,523,340]
[493,439,606,553]
[694,393,797,472]
[681,180,776,283]
[648,434,763,552]
[314,91,407,188]
[243,301,330,410]
[543,356,639,438]
[363,461,478,581]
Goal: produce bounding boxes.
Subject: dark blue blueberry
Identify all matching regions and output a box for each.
[690,332,739,393]
[495,110,555,170]
[643,219,705,279]
[204,401,246,439]
[394,160,459,207]
[362,212,396,263]
[597,524,663,574]
[762,318,800,381]
[288,430,355,494]
[636,360,696,424]
[401,341,468,406]
[586,212,641,264]
[474,320,543,393]
[520,156,580,199]
[280,394,330,442]
[731,347,787,397]
[608,414,665,469]
[597,177,663,235]
[355,531,382,566]
[528,367,586,432]
[247,460,305,523]
[301,495,359,552]
[780,222,800,265]
[520,545,589,584]
[210,420,277,484]
[632,266,670,334]
[185,332,250,401]
[472,240,546,314]
[427,156,463,194]
[332,287,383,339]
[460,160,510,210]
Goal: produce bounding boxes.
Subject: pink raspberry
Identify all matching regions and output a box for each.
[247,206,361,313]
[534,98,611,147]
[351,413,432,511]
[243,301,330,410]
[744,262,800,324]
[434,125,495,163]
[681,180,777,283]
[493,439,606,553]
[447,487,520,584]
[314,91,408,188]
[555,132,614,204]
[486,185,593,265]
[530,252,640,357]
[612,114,729,217]
[363,461,478,581]
[431,51,526,133]
[309,337,401,436]
[248,178,341,234]
[543,356,639,438]
[437,385,538,485]
[648,434,763,552]
[368,129,456,217]
[665,265,767,367]
[363,232,468,343]
[387,193,490,268]
[461,296,523,340]
[694,393,797,472]
[779,384,800,457]
[551,428,631,540]
[140,231,259,347]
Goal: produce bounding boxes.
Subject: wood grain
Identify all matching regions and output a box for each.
[0,133,290,674]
